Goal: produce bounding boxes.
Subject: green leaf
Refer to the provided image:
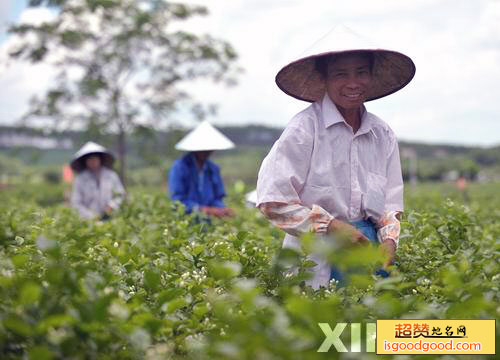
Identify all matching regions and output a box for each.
[193,303,210,317]
[12,254,29,268]
[446,295,486,318]
[209,261,241,280]
[163,298,187,314]
[192,244,204,256]
[302,260,317,268]
[275,248,302,268]
[237,231,248,241]
[20,282,42,305]
[158,288,184,304]
[180,248,194,262]
[4,315,32,336]
[144,270,161,292]
[28,345,53,360]
[37,314,76,332]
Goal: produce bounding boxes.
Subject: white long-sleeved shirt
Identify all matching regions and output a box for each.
[71,168,125,219]
[256,94,403,288]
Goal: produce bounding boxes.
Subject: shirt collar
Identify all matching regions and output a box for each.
[321,93,345,128]
[320,93,377,139]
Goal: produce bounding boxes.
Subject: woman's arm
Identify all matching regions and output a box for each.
[259,202,333,237]
[108,171,126,210]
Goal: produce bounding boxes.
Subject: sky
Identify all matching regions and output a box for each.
[0,0,499,146]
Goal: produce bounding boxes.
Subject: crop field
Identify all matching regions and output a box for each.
[0,183,498,359]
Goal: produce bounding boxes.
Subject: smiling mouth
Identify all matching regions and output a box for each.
[344,93,362,99]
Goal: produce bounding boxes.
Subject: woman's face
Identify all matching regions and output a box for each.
[324,53,373,111]
[85,154,102,171]
[193,151,213,163]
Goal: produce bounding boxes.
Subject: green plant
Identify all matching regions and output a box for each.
[0,183,498,359]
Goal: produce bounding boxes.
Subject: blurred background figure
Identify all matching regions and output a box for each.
[62,164,74,184]
[70,142,125,220]
[62,163,74,205]
[456,174,470,203]
[169,121,235,218]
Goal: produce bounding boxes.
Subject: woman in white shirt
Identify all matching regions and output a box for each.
[70,142,125,220]
[256,28,415,288]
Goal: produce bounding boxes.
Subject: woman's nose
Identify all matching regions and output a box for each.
[345,80,361,90]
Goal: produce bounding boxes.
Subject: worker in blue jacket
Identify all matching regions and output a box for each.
[168,121,235,218]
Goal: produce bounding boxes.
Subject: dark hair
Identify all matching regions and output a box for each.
[314,51,375,79]
[81,152,103,168]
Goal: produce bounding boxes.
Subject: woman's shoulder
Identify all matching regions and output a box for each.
[74,169,91,181]
[287,103,318,132]
[206,160,220,173]
[366,112,397,139]
[101,167,120,179]
[277,104,319,144]
[171,155,192,170]
[365,112,399,154]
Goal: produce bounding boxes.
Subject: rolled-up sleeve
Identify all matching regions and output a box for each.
[376,210,401,247]
[259,202,333,237]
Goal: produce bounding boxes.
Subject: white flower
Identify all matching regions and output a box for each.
[104,286,113,295]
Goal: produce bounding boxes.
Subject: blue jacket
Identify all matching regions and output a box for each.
[168,153,226,213]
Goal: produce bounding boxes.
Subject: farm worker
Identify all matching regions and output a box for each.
[70,141,126,220]
[168,121,235,218]
[455,174,470,203]
[62,164,74,184]
[256,26,416,289]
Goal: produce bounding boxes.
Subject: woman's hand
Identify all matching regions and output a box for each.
[380,239,396,268]
[327,219,370,245]
[201,207,235,218]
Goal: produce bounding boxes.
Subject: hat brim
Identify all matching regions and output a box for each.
[70,152,115,173]
[276,49,416,103]
[175,144,234,152]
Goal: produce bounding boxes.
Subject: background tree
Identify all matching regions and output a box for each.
[8,0,239,183]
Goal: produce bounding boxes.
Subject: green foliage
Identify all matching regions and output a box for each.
[0,184,498,359]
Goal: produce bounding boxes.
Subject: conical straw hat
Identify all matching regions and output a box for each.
[70,141,114,172]
[276,25,416,102]
[175,121,235,151]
